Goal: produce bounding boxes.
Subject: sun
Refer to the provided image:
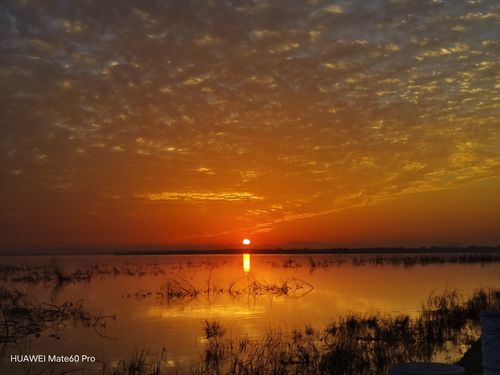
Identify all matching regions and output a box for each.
[242,238,251,246]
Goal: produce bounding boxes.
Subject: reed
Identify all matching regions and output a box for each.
[17,288,494,374]
[1,253,499,288]
[192,288,500,375]
[0,285,115,350]
[155,276,313,304]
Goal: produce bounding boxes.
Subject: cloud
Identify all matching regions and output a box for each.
[323,5,344,14]
[137,191,264,202]
[0,0,499,244]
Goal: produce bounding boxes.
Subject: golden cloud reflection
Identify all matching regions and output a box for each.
[243,253,251,273]
[144,304,264,320]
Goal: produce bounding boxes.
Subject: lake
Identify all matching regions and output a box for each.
[0,253,499,374]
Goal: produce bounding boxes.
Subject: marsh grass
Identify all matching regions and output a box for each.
[359,253,500,267]
[6,288,497,374]
[1,253,498,290]
[155,275,314,304]
[243,277,314,298]
[192,288,500,375]
[0,261,150,286]
[158,276,200,302]
[0,285,115,351]
[104,348,167,375]
[267,253,500,269]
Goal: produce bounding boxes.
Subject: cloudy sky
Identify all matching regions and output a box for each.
[1,0,499,250]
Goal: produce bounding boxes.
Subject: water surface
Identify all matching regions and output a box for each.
[1,254,499,373]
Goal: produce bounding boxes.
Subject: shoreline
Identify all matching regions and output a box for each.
[0,246,499,257]
[114,246,500,256]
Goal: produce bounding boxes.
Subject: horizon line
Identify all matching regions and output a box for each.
[1,245,500,256]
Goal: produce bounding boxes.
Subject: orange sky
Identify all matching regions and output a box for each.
[1,1,499,251]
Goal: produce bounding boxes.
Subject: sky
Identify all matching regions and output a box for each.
[1,0,499,251]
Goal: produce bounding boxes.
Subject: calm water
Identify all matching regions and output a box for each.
[1,254,499,374]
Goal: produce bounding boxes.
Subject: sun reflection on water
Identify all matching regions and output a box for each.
[243,253,250,273]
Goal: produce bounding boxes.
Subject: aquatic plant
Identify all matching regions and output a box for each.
[158,276,200,302]
[192,288,500,375]
[0,285,115,351]
[6,288,495,374]
[155,275,313,304]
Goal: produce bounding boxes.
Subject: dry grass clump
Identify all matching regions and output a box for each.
[156,275,313,304]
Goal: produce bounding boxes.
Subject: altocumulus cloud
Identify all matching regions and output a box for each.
[0,0,499,242]
[137,192,264,202]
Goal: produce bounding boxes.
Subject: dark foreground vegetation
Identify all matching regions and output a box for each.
[85,288,498,375]
[0,285,115,352]
[192,288,499,375]
[1,287,498,374]
[1,253,498,375]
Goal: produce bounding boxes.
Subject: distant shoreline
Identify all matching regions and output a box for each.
[2,246,499,256]
[114,246,500,256]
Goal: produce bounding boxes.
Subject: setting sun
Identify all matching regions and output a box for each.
[1,1,500,373]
